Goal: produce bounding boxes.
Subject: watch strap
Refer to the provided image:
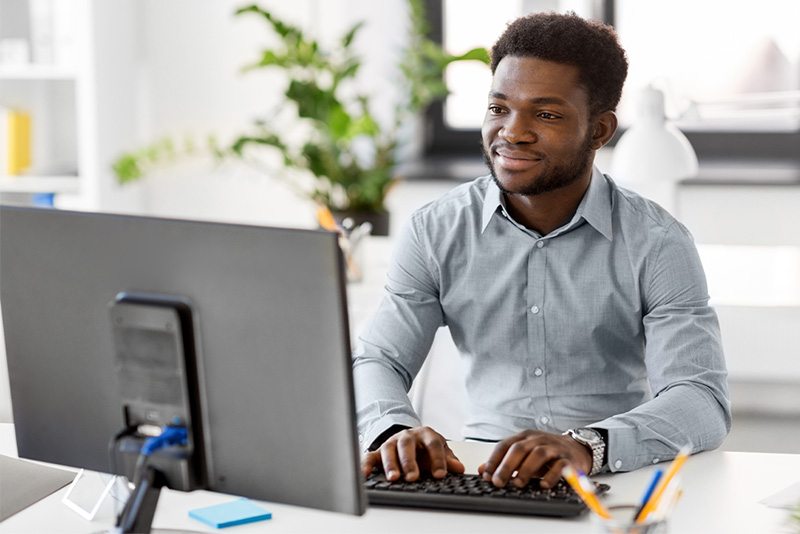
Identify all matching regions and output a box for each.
[563,428,605,476]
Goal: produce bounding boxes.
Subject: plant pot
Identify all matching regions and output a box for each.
[332,210,390,237]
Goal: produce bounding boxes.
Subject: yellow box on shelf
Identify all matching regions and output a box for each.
[4,109,32,176]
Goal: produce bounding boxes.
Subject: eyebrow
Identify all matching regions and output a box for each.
[488,91,569,106]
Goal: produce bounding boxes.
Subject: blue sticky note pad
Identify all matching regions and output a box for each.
[189,498,272,529]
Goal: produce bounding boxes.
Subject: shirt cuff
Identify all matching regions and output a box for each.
[360,415,422,453]
[591,420,643,473]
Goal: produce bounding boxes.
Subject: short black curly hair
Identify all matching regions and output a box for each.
[490,12,628,117]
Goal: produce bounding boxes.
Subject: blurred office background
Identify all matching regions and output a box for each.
[1,0,799,453]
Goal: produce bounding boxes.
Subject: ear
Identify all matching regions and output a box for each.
[590,111,618,150]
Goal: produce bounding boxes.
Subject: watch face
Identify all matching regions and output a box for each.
[577,428,598,442]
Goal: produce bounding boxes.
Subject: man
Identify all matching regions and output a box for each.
[354,12,730,490]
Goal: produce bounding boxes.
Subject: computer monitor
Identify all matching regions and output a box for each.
[0,206,366,521]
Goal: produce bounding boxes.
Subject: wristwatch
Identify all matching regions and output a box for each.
[563,428,605,476]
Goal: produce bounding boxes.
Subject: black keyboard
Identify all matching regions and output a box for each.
[365,472,610,517]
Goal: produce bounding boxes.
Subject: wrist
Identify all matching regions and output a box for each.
[367,424,411,451]
[563,428,605,475]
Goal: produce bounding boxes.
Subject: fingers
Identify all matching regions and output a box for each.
[480,436,515,484]
[539,457,570,490]
[361,450,381,478]
[368,426,456,482]
[381,439,403,481]
[396,432,420,481]
[445,445,465,474]
[512,445,563,488]
[491,439,535,487]
[481,431,582,488]
[422,434,448,478]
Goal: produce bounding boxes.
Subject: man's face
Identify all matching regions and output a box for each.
[481,56,595,197]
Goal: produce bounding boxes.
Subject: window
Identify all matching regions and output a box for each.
[424,0,800,161]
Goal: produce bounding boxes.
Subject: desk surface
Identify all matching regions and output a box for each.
[1,424,798,533]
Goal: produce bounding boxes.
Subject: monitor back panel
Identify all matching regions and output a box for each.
[0,206,364,514]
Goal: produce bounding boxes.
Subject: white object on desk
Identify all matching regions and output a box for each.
[761,480,800,510]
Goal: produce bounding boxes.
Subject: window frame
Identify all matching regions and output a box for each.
[422,0,800,162]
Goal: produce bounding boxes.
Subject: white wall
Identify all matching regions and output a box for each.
[135,0,411,227]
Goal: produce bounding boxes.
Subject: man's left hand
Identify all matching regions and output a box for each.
[478,430,592,489]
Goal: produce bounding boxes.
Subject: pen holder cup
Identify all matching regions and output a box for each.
[593,505,668,534]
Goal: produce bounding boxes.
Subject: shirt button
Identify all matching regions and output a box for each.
[530,305,540,314]
[652,458,659,464]
[536,241,544,248]
[539,416,549,425]
[534,367,543,377]
[614,459,623,469]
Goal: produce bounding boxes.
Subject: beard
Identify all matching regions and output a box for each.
[482,132,594,197]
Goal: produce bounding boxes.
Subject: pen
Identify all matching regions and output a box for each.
[636,445,691,523]
[632,468,663,520]
[561,465,612,520]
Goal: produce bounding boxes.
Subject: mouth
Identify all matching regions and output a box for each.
[493,149,543,172]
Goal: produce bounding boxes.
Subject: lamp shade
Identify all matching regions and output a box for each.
[611,86,699,184]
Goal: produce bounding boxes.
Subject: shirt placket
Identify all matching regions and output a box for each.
[526,237,551,430]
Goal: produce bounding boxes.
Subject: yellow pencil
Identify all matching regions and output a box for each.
[562,465,612,520]
[316,205,339,232]
[636,446,691,523]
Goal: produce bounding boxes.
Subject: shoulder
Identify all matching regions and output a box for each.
[608,177,693,244]
[408,175,491,233]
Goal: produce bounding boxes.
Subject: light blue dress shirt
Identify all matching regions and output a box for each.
[353,167,731,472]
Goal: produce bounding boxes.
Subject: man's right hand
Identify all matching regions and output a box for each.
[361,426,465,482]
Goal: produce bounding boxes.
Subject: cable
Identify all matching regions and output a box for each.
[131,425,188,488]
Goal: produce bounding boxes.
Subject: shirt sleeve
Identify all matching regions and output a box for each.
[353,213,445,450]
[592,221,732,472]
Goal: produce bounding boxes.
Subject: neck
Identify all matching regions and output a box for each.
[503,168,593,235]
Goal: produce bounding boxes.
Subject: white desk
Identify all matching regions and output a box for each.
[1,424,798,533]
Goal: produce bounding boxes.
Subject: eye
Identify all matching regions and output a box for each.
[488,105,506,115]
[538,112,561,120]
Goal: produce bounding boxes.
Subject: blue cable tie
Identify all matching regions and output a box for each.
[141,425,188,456]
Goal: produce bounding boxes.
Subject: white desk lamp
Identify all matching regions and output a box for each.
[611,85,698,214]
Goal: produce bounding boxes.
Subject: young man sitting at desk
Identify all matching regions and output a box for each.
[354,12,730,489]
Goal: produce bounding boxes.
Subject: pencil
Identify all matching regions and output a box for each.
[562,465,612,520]
[316,205,339,232]
[632,468,663,520]
[636,446,691,523]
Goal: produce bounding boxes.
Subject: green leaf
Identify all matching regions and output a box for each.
[327,104,352,140]
[235,5,303,44]
[250,50,289,69]
[333,58,361,87]
[112,154,142,184]
[346,114,380,139]
[230,133,289,158]
[447,46,490,65]
[341,21,364,49]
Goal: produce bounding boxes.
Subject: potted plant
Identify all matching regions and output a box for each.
[113,0,489,235]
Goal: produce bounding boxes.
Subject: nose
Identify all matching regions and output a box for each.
[499,114,536,144]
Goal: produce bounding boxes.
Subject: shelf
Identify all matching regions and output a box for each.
[0,175,80,194]
[0,64,77,81]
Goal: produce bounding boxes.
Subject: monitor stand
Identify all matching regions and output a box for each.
[116,465,166,533]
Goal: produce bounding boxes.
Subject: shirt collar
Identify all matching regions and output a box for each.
[575,166,614,241]
[481,177,503,233]
[480,166,613,240]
